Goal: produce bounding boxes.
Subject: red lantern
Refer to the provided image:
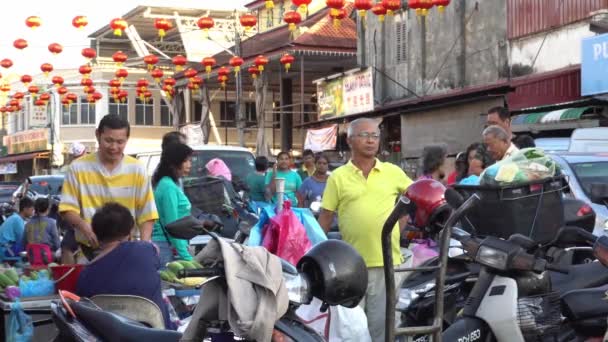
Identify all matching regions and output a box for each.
[229,56,244,75]
[137,78,149,91]
[28,85,39,95]
[13,92,25,101]
[118,90,129,103]
[197,17,214,37]
[39,93,51,103]
[79,65,92,78]
[184,68,198,80]
[92,92,103,102]
[154,18,172,40]
[109,79,121,88]
[202,57,216,76]
[355,0,373,18]
[151,69,164,83]
[20,75,32,86]
[57,86,68,95]
[326,0,346,17]
[432,0,450,13]
[112,51,128,67]
[382,0,401,16]
[25,16,41,29]
[172,55,187,72]
[0,85,11,93]
[52,76,64,87]
[218,75,228,89]
[280,53,295,73]
[81,78,93,92]
[66,93,78,104]
[8,100,19,107]
[40,63,53,76]
[329,8,347,28]
[13,39,28,50]
[110,18,128,36]
[162,85,175,99]
[48,43,63,55]
[81,48,96,61]
[254,55,269,72]
[248,66,260,80]
[189,76,203,90]
[218,66,230,77]
[292,0,312,14]
[411,0,433,16]
[163,77,177,90]
[84,86,96,95]
[265,0,274,9]
[283,11,302,32]
[240,14,257,31]
[372,3,388,22]
[61,98,71,107]
[144,54,159,71]
[1,59,13,69]
[115,69,128,81]
[72,16,88,29]
[34,99,46,107]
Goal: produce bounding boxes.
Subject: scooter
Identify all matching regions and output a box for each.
[50,215,362,342]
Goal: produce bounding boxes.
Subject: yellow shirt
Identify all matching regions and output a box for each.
[321,160,413,267]
[59,153,159,245]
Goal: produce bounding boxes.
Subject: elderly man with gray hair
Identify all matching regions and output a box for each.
[483,125,519,161]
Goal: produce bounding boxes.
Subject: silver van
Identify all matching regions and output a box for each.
[136,145,256,182]
[569,127,608,153]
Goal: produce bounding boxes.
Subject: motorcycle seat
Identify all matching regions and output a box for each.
[71,299,182,342]
[561,284,608,321]
[550,261,608,294]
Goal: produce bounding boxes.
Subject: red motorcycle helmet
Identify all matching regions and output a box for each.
[404,179,451,230]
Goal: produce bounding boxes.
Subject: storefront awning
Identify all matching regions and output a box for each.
[511,107,600,132]
[0,151,49,163]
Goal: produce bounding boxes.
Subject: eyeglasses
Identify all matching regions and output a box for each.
[355,132,381,140]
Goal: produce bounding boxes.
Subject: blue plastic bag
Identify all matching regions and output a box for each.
[19,272,55,298]
[248,202,327,247]
[7,300,33,342]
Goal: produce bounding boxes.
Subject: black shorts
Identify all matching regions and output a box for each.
[60,228,79,252]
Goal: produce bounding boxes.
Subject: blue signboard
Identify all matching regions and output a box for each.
[582,33,608,96]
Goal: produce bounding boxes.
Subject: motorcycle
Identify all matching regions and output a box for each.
[51,215,366,342]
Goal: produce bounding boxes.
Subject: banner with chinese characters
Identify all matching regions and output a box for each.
[317,68,374,118]
[7,129,49,155]
[30,104,49,128]
[304,125,337,152]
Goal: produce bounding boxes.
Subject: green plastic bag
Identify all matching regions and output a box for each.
[7,300,33,342]
[481,148,558,186]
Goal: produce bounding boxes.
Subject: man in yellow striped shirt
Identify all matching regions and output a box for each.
[59,114,158,260]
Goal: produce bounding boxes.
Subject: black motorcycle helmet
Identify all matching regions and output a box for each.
[297,240,367,308]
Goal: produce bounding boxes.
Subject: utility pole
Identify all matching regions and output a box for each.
[234,13,245,147]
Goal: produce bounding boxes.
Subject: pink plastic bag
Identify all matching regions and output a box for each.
[205,158,232,181]
[411,239,439,267]
[262,201,312,265]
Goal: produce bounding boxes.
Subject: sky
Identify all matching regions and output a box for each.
[2,0,248,80]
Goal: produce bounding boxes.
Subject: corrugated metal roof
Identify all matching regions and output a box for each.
[507,65,581,111]
[508,0,608,39]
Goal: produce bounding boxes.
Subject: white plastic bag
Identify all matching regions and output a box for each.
[296,298,371,342]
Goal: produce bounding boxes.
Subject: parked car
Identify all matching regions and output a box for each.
[0,182,20,203]
[136,145,256,184]
[12,175,65,202]
[535,137,570,152]
[550,152,608,235]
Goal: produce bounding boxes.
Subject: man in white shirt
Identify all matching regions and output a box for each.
[486,106,520,152]
[483,125,519,161]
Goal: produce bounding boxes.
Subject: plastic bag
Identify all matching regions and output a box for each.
[19,272,55,298]
[481,148,557,186]
[7,300,33,342]
[411,239,439,267]
[296,298,371,342]
[249,203,326,247]
[261,201,312,265]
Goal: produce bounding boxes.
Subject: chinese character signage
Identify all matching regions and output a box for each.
[317,68,374,118]
[6,129,49,155]
[30,104,49,128]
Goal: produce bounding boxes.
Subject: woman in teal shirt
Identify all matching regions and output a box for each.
[266,151,302,206]
[152,142,194,266]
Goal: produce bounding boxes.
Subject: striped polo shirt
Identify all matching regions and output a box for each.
[59,153,159,245]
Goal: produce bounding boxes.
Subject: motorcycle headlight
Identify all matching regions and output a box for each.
[396,281,435,311]
[284,273,312,305]
[476,246,509,271]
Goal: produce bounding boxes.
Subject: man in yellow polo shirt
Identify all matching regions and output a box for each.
[318,117,413,342]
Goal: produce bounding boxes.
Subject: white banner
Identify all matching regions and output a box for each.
[0,162,17,174]
[30,104,49,128]
[180,124,205,146]
[304,125,338,152]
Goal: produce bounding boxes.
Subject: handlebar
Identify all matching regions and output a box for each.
[176,268,223,278]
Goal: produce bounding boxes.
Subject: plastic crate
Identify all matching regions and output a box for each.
[183,177,228,215]
[453,176,565,244]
